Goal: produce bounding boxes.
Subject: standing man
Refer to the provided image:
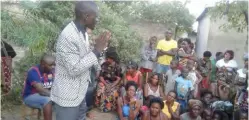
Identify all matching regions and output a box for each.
[156,30,177,74]
[51,1,110,120]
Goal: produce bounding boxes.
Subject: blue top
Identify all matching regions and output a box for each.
[175,76,193,98]
[22,64,54,98]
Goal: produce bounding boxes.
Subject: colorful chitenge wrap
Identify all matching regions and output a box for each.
[1,57,12,95]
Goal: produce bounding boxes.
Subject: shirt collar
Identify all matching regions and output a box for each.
[73,20,86,33]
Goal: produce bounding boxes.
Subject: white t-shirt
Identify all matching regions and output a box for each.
[237,68,247,78]
[216,58,238,70]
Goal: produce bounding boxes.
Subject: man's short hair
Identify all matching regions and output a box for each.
[41,53,55,64]
[203,51,212,58]
[165,29,173,34]
[75,1,98,19]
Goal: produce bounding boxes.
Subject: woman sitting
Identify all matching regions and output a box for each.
[216,50,238,100]
[180,99,203,120]
[123,61,143,103]
[144,73,164,98]
[95,49,122,112]
[142,97,168,120]
[117,81,141,120]
[162,91,180,120]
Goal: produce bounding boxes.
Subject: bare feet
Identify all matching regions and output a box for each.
[86,112,95,120]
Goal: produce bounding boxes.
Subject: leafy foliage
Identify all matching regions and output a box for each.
[1,10,59,52]
[105,1,195,33]
[2,2,143,105]
[20,1,143,62]
[209,1,248,32]
[21,1,74,27]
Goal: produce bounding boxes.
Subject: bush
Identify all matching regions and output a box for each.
[106,1,195,33]
[1,1,143,105]
[21,1,143,62]
[1,10,59,48]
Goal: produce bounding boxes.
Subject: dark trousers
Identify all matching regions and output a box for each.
[86,68,97,108]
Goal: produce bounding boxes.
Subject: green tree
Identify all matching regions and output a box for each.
[2,1,143,105]
[209,1,248,49]
[105,1,195,33]
[21,1,143,62]
[209,1,248,32]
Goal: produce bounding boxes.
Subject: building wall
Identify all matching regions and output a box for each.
[207,18,247,67]
[196,15,211,57]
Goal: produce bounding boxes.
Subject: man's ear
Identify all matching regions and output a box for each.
[40,60,45,66]
[82,13,88,20]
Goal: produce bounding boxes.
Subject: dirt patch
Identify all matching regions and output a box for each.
[1,105,117,120]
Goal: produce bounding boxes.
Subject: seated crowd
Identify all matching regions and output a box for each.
[22,33,248,120]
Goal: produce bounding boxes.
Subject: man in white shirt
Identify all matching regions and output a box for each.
[51,1,110,120]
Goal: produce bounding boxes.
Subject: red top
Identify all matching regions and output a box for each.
[126,71,141,85]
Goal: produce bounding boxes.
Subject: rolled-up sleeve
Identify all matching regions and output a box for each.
[56,34,98,77]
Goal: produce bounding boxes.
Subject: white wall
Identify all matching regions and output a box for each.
[196,15,211,57]
[196,15,247,67]
[207,18,247,67]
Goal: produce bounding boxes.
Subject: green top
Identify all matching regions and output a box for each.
[210,58,217,82]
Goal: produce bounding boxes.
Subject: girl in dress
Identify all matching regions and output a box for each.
[140,36,157,83]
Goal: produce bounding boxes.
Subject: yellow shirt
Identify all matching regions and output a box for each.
[156,39,177,65]
[162,101,179,119]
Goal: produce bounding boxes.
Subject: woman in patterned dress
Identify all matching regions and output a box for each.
[177,38,197,68]
[95,48,122,112]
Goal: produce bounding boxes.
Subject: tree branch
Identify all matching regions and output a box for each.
[243,10,248,25]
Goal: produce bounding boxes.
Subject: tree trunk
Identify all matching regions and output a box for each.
[243,10,248,25]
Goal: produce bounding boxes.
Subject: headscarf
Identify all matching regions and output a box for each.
[188,99,203,109]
